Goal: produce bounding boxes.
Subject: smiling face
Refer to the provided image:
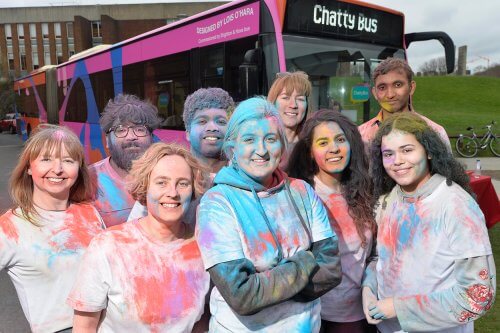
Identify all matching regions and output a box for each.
[381,130,431,194]
[146,154,193,226]
[372,69,415,114]
[107,122,153,171]
[186,108,228,160]
[28,144,80,204]
[275,88,307,132]
[233,117,282,187]
[311,122,351,183]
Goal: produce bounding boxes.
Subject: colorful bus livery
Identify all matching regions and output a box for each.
[14,0,454,164]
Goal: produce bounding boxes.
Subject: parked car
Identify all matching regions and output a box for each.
[0,113,18,134]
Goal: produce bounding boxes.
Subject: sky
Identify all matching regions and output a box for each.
[1,0,499,72]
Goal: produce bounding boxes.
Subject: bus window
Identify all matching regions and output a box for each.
[65,79,87,123]
[201,45,224,88]
[283,35,405,123]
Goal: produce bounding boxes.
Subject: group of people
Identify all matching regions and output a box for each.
[0,57,495,333]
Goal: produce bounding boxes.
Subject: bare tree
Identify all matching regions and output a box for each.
[419,57,448,75]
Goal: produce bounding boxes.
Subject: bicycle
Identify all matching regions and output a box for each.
[455,120,500,157]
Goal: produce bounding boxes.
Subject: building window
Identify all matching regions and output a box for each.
[33,52,39,70]
[8,53,14,70]
[68,43,75,58]
[44,52,51,66]
[42,23,49,39]
[5,24,12,41]
[20,52,27,70]
[91,21,101,38]
[54,23,61,39]
[57,53,63,64]
[67,22,74,38]
[29,23,37,43]
[17,24,25,40]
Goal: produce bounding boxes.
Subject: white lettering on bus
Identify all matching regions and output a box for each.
[313,4,377,33]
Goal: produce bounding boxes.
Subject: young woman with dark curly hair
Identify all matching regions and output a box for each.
[288,109,377,333]
[362,112,495,333]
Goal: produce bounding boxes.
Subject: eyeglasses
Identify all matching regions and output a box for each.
[108,124,150,138]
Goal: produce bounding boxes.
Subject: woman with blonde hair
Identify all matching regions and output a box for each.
[267,71,312,168]
[0,124,105,333]
[68,142,211,332]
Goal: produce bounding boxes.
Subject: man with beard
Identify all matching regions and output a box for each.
[127,87,234,222]
[358,57,451,150]
[91,94,161,227]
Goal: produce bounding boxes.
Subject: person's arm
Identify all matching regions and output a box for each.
[292,237,341,302]
[369,255,496,331]
[208,250,317,316]
[72,310,102,333]
[361,241,381,325]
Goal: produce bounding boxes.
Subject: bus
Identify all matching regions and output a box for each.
[14,0,454,163]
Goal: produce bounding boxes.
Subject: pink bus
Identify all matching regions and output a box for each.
[14,0,454,163]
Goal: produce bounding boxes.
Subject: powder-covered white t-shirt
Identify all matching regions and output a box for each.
[0,204,104,333]
[68,218,210,333]
[314,177,373,322]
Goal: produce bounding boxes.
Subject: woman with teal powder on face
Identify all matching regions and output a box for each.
[195,97,341,332]
[267,71,311,169]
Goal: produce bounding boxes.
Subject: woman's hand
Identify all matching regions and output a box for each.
[362,286,381,325]
[368,297,396,321]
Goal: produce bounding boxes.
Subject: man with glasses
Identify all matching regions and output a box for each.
[91,94,161,227]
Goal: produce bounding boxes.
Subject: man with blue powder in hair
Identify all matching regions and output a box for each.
[91,94,161,227]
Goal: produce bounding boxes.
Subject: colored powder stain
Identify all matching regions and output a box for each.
[0,216,19,242]
[98,173,128,209]
[32,244,78,269]
[132,269,198,325]
[326,194,356,241]
[413,295,429,310]
[57,208,100,250]
[250,231,276,258]
[178,240,201,261]
[466,284,494,312]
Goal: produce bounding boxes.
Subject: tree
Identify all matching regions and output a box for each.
[419,57,448,75]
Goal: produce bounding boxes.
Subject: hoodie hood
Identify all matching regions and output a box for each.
[214,166,287,192]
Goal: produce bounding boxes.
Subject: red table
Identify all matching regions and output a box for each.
[468,174,500,229]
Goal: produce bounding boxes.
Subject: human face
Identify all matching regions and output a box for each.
[381,130,431,194]
[275,88,307,131]
[186,108,228,159]
[372,69,415,114]
[107,122,153,171]
[146,155,193,226]
[233,117,282,186]
[28,144,80,203]
[311,122,351,181]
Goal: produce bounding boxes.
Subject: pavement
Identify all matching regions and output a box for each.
[456,157,500,196]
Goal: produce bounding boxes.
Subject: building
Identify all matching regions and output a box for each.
[0,2,226,79]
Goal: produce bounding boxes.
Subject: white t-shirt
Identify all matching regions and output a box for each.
[0,204,104,333]
[67,219,210,333]
[375,175,492,333]
[197,177,333,332]
[314,177,373,322]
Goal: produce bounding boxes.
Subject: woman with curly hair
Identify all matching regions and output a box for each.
[362,112,495,333]
[288,109,376,333]
[68,143,211,332]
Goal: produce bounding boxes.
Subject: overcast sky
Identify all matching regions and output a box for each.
[361,0,500,71]
[2,0,498,72]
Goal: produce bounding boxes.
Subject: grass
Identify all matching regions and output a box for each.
[475,225,500,332]
[413,76,500,137]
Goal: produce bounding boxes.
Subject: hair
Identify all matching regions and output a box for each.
[99,94,161,133]
[183,87,235,131]
[223,96,287,160]
[370,112,472,199]
[9,124,95,225]
[288,109,376,246]
[128,142,210,206]
[267,71,312,134]
[373,57,414,84]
